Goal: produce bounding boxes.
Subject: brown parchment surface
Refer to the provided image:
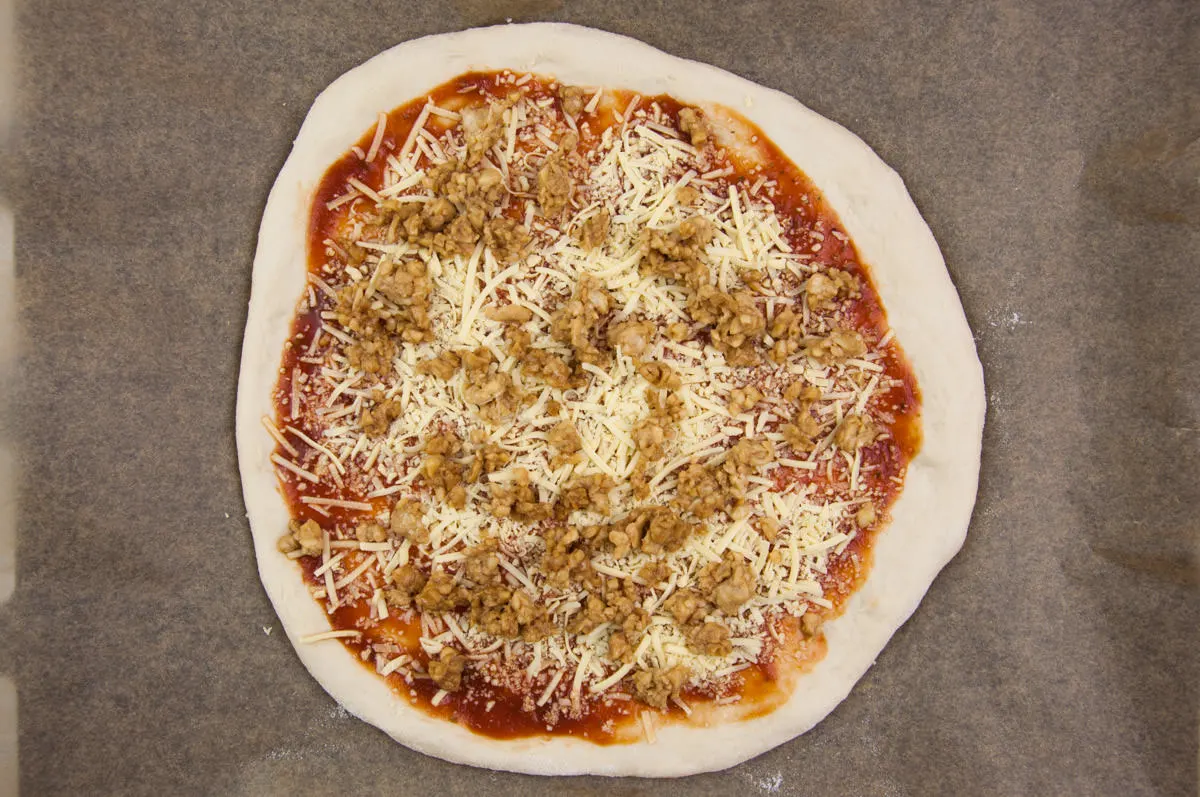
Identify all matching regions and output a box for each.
[7,1,1199,794]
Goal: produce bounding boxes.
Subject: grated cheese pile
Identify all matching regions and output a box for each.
[269,71,916,731]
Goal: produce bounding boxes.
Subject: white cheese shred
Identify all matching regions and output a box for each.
[365,111,387,162]
[299,629,361,644]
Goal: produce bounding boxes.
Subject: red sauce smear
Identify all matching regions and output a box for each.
[272,70,921,741]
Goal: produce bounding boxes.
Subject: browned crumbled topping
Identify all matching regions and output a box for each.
[558,84,587,116]
[469,579,510,611]
[415,570,468,613]
[855,503,877,528]
[389,498,430,545]
[430,159,503,207]
[740,267,770,295]
[489,467,552,522]
[537,133,578,217]
[725,437,773,475]
[632,416,669,462]
[805,327,866,364]
[631,387,685,471]
[466,442,510,483]
[459,100,513,164]
[833,414,878,451]
[344,328,396,376]
[781,386,826,453]
[334,258,434,373]
[687,285,764,366]
[500,588,535,634]
[373,259,435,340]
[278,518,323,556]
[503,326,531,359]
[483,217,531,262]
[767,306,804,363]
[376,155,511,258]
[804,268,860,310]
[379,179,479,258]
[339,239,368,268]
[576,208,611,250]
[513,590,556,642]
[637,559,670,587]
[442,215,481,258]
[464,369,528,425]
[637,361,682,391]
[665,321,691,342]
[675,463,728,520]
[645,387,685,423]
[473,585,553,642]
[602,505,698,558]
[637,505,698,555]
[728,385,763,415]
[373,199,416,243]
[360,396,402,436]
[541,523,601,590]
[549,274,612,366]
[782,410,823,453]
[460,345,496,375]
[800,611,823,638]
[546,420,582,455]
[355,522,387,543]
[483,303,534,324]
[640,217,713,289]
[421,197,456,231]
[567,594,604,636]
[607,630,633,664]
[420,430,467,509]
[522,347,576,389]
[784,381,822,404]
[462,539,502,584]
[698,550,756,615]
[631,665,689,709]
[677,107,709,147]
[629,460,652,500]
[559,473,616,516]
[754,516,781,542]
[384,564,427,609]
[606,318,654,358]
[675,437,772,521]
[675,185,700,205]
[570,579,649,637]
[416,350,461,381]
[663,588,709,625]
[428,647,468,691]
[546,420,583,468]
[391,564,427,592]
[685,620,733,656]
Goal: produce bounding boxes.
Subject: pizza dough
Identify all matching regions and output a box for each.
[236,22,984,776]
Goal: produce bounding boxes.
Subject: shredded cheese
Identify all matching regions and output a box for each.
[266,76,913,731]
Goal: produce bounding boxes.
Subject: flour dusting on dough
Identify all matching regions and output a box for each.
[985,307,1029,331]
[749,769,785,793]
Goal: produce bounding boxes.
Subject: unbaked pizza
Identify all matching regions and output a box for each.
[237,23,984,776]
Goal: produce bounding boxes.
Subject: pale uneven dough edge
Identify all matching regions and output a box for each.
[235,22,985,777]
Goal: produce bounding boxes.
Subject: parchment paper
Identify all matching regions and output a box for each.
[7,1,1198,794]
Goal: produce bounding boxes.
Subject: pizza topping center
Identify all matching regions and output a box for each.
[270,70,919,737]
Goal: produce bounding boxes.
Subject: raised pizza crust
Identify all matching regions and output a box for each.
[236,22,984,777]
